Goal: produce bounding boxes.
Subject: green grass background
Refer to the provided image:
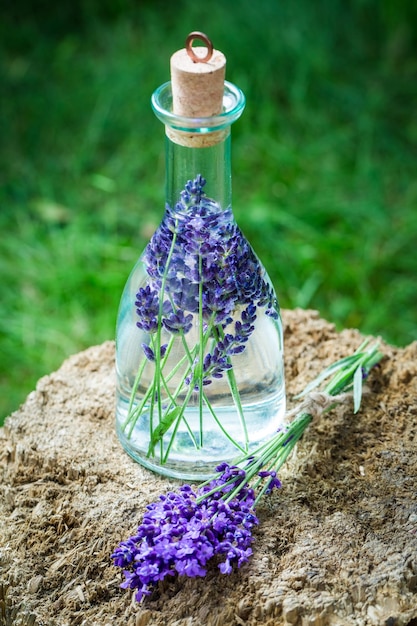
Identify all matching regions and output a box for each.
[1,0,416,424]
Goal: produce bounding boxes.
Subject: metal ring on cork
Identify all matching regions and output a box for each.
[185,31,214,63]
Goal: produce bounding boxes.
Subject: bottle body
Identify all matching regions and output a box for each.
[115,82,286,480]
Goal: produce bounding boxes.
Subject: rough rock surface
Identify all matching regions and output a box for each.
[0,309,416,626]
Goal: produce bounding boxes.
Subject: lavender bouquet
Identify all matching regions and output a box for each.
[112,339,383,602]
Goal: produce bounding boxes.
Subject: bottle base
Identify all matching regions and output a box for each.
[116,423,227,480]
[115,393,286,481]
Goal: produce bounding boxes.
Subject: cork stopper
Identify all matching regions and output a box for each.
[168,32,227,147]
[171,32,226,117]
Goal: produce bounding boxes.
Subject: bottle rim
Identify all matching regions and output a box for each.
[151,81,245,133]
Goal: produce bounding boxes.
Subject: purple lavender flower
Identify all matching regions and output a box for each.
[162,310,193,334]
[111,463,266,602]
[141,343,168,362]
[135,286,160,333]
[258,470,282,494]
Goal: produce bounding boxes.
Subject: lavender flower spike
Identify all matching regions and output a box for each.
[111,464,259,602]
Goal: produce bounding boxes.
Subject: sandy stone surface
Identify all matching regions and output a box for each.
[0,309,416,626]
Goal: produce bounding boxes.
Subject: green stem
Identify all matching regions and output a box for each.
[122,356,148,431]
[153,224,178,451]
[198,257,204,446]
[225,366,248,451]
[164,353,190,383]
[126,384,155,439]
[253,414,312,506]
[202,392,247,454]
[162,383,197,463]
[217,325,249,451]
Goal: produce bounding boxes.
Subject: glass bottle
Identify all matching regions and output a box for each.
[115,79,286,480]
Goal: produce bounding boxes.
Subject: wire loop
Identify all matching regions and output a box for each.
[185,31,214,63]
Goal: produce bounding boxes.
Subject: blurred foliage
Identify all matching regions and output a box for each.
[1,0,416,423]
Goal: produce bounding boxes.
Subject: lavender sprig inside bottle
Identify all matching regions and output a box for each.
[122,175,281,462]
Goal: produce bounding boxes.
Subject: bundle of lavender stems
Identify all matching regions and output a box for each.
[112,339,383,602]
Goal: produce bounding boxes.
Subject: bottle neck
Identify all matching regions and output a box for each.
[165,131,232,212]
[151,80,245,214]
